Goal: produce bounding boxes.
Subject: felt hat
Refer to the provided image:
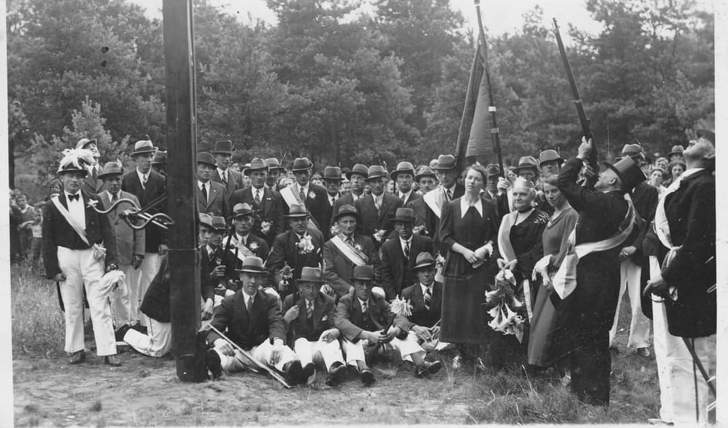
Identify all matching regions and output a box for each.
[211,140,233,155]
[285,204,309,219]
[197,152,217,168]
[432,154,456,171]
[365,165,388,181]
[414,165,436,180]
[198,212,214,228]
[514,156,539,174]
[291,157,313,172]
[244,157,268,175]
[210,216,227,232]
[98,161,123,179]
[296,267,324,284]
[393,207,415,224]
[621,144,646,161]
[265,158,283,171]
[412,252,436,270]
[668,145,684,157]
[390,161,415,181]
[346,163,368,180]
[352,265,375,281]
[57,149,92,176]
[323,166,342,181]
[232,202,254,219]
[131,140,156,157]
[603,156,646,192]
[538,149,563,166]
[236,256,267,274]
[333,204,359,222]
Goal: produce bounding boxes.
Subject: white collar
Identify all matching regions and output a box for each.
[399,189,412,199]
[665,167,704,193]
[198,180,209,189]
[399,235,412,245]
[357,297,368,307]
[217,167,227,175]
[107,190,121,199]
[298,183,309,193]
[420,282,433,294]
[136,168,149,180]
[243,291,255,306]
[460,197,483,218]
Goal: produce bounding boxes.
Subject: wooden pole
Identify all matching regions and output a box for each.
[163,0,204,382]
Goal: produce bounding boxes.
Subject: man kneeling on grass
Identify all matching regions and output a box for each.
[282,267,347,386]
[334,265,442,386]
[206,256,307,385]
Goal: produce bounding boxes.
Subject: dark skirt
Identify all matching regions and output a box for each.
[441,263,490,345]
[528,282,559,367]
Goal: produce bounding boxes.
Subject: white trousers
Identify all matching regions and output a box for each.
[650,257,715,424]
[138,253,162,327]
[609,258,651,348]
[293,338,344,370]
[57,247,116,356]
[342,331,423,366]
[123,320,172,358]
[214,339,299,373]
[108,264,137,326]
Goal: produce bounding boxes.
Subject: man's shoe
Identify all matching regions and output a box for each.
[325,362,346,387]
[452,354,462,370]
[415,360,443,378]
[637,347,651,358]
[115,324,131,342]
[69,350,85,365]
[360,368,375,386]
[283,360,303,386]
[104,355,122,366]
[300,362,315,385]
[206,349,223,379]
[647,418,674,426]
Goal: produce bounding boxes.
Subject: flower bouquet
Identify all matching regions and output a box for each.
[297,234,315,254]
[260,221,271,234]
[484,258,526,343]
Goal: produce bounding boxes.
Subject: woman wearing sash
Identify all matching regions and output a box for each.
[439,164,499,368]
[490,177,549,368]
[528,175,579,369]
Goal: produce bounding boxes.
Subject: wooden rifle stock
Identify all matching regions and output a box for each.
[552,19,597,167]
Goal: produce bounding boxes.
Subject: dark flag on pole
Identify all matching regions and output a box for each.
[454,47,484,173]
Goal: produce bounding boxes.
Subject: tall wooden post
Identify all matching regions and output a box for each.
[163,0,204,382]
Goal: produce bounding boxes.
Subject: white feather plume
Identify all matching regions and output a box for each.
[58,148,95,172]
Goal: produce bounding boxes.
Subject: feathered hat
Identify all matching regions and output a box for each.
[57,148,95,176]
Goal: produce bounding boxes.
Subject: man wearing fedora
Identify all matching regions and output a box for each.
[406,165,438,236]
[422,154,464,241]
[43,150,121,366]
[98,161,145,328]
[207,256,306,385]
[211,140,244,200]
[667,144,684,163]
[229,157,284,245]
[392,161,420,206]
[355,165,403,246]
[265,157,284,191]
[323,204,379,297]
[282,266,347,386]
[196,152,228,218]
[277,157,327,230]
[609,144,658,358]
[334,265,442,385]
[267,204,324,300]
[76,138,105,195]
[538,149,564,178]
[557,138,645,406]
[122,139,167,328]
[378,208,434,300]
[322,166,343,233]
[331,163,368,223]
[222,203,271,264]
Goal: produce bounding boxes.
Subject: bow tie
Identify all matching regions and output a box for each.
[68,193,80,201]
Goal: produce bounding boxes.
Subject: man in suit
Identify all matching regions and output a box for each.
[207,256,306,384]
[539,149,564,177]
[323,205,379,297]
[43,151,121,366]
[331,163,368,224]
[76,138,105,195]
[267,205,324,300]
[322,166,343,234]
[378,208,434,300]
[229,157,284,245]
[423,154,464,243]
[334,265,442,386]
[98,161,145,328]
[122,139,168,327]
[400,252,449,352]
[407,165,437,236]
[211,140,244,200]
[392,161,420,206]
[355,165,403,245]
[282,267,347,386]
[280,157,329,235]
[222,203,270,263]
[196,152,227,217]
[645,138,715,424]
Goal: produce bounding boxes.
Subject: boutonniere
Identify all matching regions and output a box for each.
[321,315,328,322]
[354,243,363,252]
[373,229,386,242]
[249,241,259,251]
[260,221,271,234]
[297,234,315,254]
[308,191,316,199]
[86,199,98,209]
[412,224,426,235]
[330,224,341,236]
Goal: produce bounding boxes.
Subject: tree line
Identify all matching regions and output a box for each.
[8,0,713,197]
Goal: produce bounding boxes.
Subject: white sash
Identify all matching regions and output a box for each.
[222,235,255,262]
[330,235,368,266]
[551,194,636,299]
[423,187,447,219]
[280,185,303,208]
[51,196,90,246]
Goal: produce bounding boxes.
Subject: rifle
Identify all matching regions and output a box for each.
[552,19,597,169]
[208,324,293,388]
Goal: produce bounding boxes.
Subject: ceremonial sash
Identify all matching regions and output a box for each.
[280,185,321,233]
[423,188,447,219]
[222,235,254,263]
[51,196,90,246]
[551,194,636,299]
[330,235,368,266]
[497,209,532,263]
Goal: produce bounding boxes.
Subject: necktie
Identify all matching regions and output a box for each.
[68,193,80,201]
[361,300,368,313]
[299,187,306,204]
[403,240,410,259]
[254,189,262,205]
[201,184,208,204]
[141,174,147,189]
[446,188,452,200]
[424,287,432,310]
[92,167,98,180]
[375,196,381,212]
[306,300,314,319]
[222,171,228,185]
[246,295,254,312]
[111,192,118,202]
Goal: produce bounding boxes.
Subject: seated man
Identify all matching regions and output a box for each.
[207,256,306,385]
[334,265,442,386]
[200,214,238,313]
[282,267,347,386]
[222,203,270,261]
[400,252,450,352]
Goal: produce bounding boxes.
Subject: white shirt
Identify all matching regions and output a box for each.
[236,233,250,246]
[460,196,483,218]
[65,191,86,229]
[136,168,150,187]
[328,192,339,206]
[443,184,457,200]
[399,189,413,202]
[243,291,255,309]
[420,282,433,298]
[252,186,265,202]
[216,168,229,183]
[357,297,369,312]
[198,180,210,202]
[296,183,310,200]
[372,192,384,209]
[106,190,122,202]
[399,236,412,257]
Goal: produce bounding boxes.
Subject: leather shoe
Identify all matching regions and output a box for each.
[300,363,315,385]
[325,362,346,387]
[115,324,131,342]
[206,349,223,379]
[283,360,303,386]
[104,355,122,366]
[415,360,442,378]
[637,347,651,358]
[69,350,85,365]
[360,368,375,386]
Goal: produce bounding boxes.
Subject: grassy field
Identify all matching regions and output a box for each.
[11,262,660,425]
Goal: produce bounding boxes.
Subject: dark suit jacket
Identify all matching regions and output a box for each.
[355,192,403,238]
[207,289,286,350]
[399,190,421,207]
[378,234,434,299]
[662,169,715,338]
[282,291,336,343]
[267,229,324,281]
[322,234,379,297]
[200,244,239,302]
[285,183,330,236]
[213,168,243,200]
[229,186,285,244]
[42,191,118,279]
[334,291,407,341]
[121,169,166,253]
[400,281,443,329]
[628,181,659,259]
[99,191,145,266]
[197,180,227,218]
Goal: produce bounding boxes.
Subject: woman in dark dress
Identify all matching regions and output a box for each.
[491,177,549,367]
[439,164,499,368]
[528,175,579,369]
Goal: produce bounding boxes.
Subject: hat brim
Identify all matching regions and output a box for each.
[58,168,88,176]
[352,276,374,281]
[211,150,233,155]
[412,262,436,270]
[324,176,343,181]
[432,165,455,171]
[98,172,122,179]
[365,174,387,181]
[296,278,324,285]
[514,165,539,173]
[390,170,414,180]
[244,167,267,176]
[393,217,414,224]
[334,212,359,222]
[415,172,436,180]
[602,161,631,188]
[236,267,267,274]
[197,160,217,167]
[285,213,309,219]
[345,172,367,180]
[538,158,563,167]
[233,212,254,219]
[131,148,156,156]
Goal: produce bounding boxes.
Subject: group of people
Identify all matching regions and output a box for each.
[40,133,715,423]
